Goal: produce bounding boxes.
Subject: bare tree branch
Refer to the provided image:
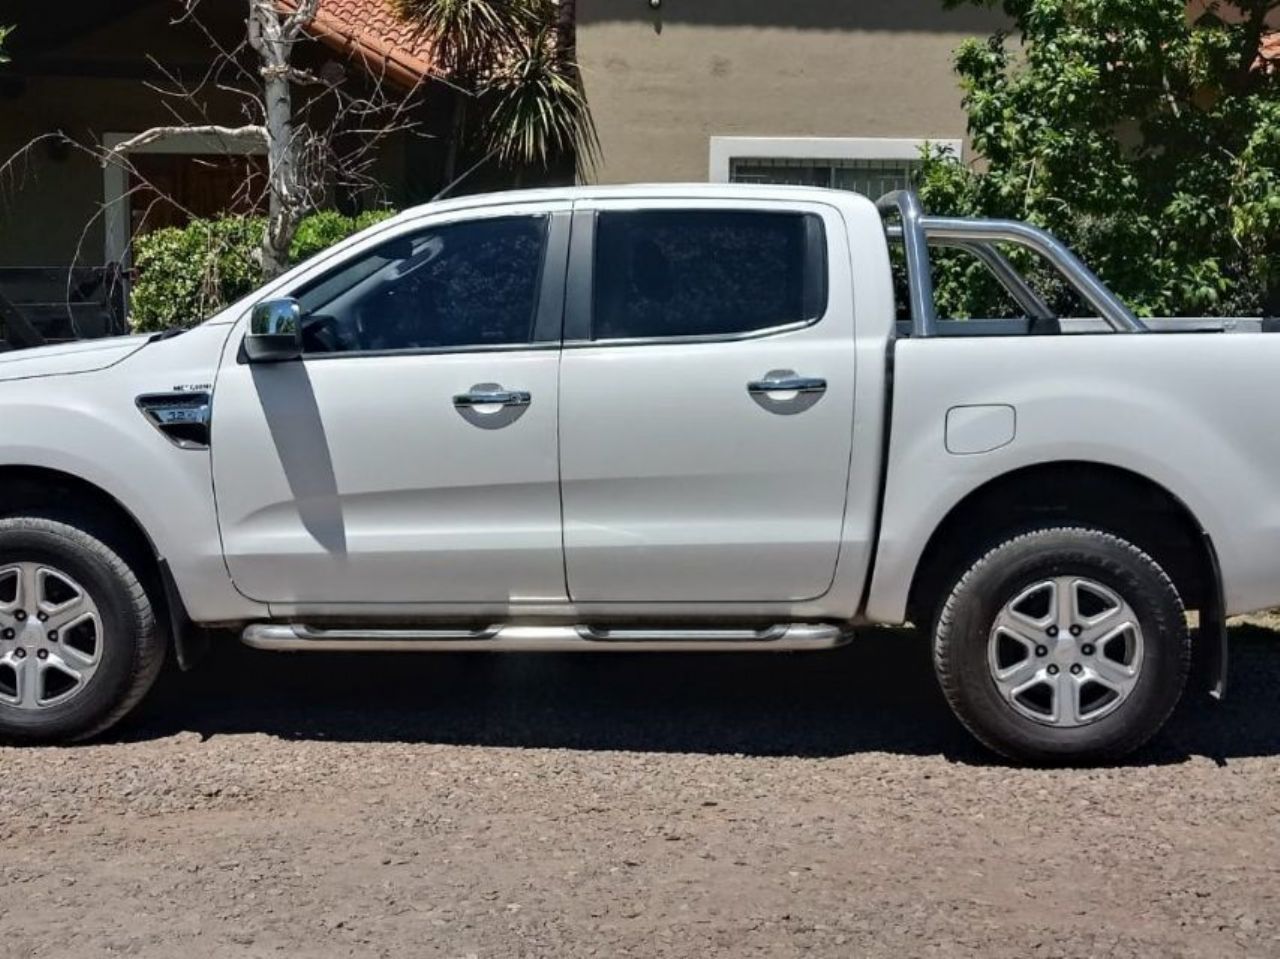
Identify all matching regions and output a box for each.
[3,0,429,333]
[105,125,268,157]
[280,0,322,42]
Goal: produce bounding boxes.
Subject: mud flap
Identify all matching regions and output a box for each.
[1200,533,1227,700]
[159,559,210,672]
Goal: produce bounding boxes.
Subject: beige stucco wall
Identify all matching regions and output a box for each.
[577,0,1005,184]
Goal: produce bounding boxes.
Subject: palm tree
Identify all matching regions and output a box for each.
[390,0,600,185]
[0,26,12,64]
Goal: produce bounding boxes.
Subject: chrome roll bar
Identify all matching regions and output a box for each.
[877,191,1147,337]
[933,238,1057,323]
[876,191,939,337]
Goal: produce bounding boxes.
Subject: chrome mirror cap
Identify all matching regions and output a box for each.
[245,298,303,363]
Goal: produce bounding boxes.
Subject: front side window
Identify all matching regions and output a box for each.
[591,210,827,341]
[294,215,548,354]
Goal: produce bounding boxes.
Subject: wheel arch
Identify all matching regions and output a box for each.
[905,461,1218,631]
[0,465,161,573]
[0,464,206,669]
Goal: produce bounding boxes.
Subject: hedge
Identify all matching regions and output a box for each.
[129,209,396,333]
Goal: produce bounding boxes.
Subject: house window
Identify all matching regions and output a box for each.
[729,157,922,198]
[709,137,962,198]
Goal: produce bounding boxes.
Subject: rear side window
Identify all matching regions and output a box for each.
[591,210,827,341]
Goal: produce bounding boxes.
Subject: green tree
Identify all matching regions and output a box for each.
[0,26,12,63]
[389,0,600,183]
[918,0,1280,318]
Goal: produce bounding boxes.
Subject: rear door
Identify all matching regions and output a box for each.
[558,199,857,603]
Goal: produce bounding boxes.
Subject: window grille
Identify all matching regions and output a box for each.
[729,156,919,197]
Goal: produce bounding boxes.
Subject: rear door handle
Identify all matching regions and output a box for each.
[747,374,827,396]
[453,388,532,409]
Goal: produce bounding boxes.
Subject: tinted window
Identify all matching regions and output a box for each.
[591,210,827,341]
[295,215,547,354]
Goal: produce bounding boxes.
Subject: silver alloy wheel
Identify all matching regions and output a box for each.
[0,562,104,709]
[988,576,1144,727]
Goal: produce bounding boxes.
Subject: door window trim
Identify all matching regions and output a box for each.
[563,205,831,347]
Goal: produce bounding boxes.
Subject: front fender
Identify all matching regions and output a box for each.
[0,324,265,623]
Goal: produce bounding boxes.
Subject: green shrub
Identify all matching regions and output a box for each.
[354,208,397,232]
[130,217,263,333]
[129,208,398,332]
[289,208,396,262]
[290,211,355,263]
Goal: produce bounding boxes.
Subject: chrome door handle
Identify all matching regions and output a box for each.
[747,374,827,396]
[453,388,532,409]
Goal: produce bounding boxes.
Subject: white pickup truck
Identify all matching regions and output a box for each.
[0,184,1272,762]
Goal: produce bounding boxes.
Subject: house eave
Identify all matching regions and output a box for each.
[277,1,436,91]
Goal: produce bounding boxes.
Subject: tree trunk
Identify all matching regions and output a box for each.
[261,67,298,278]
[248,0,318,279]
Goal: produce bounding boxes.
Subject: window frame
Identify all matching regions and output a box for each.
[708,136,964,194]
[269,208,572,362]
[564,204,832,347]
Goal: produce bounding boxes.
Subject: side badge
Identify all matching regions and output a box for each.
[136,392,213,449]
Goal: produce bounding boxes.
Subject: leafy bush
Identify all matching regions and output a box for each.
[289,209,396,262]
[129,209,397,332]
[289,211,354,264]
[130,217,263,333]
[918,0,1280,319]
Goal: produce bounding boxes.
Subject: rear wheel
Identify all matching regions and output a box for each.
[0,516,164,744]
[933,526,1190,764]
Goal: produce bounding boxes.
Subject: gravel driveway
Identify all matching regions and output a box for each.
[3,624,1280,958]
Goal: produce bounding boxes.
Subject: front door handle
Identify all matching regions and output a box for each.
[453,387,532,409]
[747,374,827,396]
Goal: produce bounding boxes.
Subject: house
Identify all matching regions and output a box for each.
[0,0,458,342]
[577,0,1002,192]
[0,0,999,343]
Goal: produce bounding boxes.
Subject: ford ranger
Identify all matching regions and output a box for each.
[0,184,1268,763]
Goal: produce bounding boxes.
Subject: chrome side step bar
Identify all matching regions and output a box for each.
[241,623,850,653]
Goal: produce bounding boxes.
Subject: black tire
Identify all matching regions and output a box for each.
[934,526,1190,765]
[0,515,165,744]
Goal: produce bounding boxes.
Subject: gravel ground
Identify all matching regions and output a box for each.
[4,623,1280,958]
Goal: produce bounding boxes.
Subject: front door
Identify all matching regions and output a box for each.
[558,200,857,602]
[211,206,569,605]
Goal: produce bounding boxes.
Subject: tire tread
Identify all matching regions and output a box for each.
[0,514,164,743]
[933,525,1189,764]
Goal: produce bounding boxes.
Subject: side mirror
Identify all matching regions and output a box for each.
[245,298,302,363]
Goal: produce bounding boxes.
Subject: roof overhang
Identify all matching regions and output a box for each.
[277,0,436,90]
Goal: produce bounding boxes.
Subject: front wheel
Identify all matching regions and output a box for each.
[933,527,1191,764]
[0,516,165,744]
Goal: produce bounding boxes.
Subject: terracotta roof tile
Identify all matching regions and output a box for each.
[281,0,437,88]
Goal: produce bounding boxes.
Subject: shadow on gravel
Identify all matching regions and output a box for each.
[113,625,1280,765]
